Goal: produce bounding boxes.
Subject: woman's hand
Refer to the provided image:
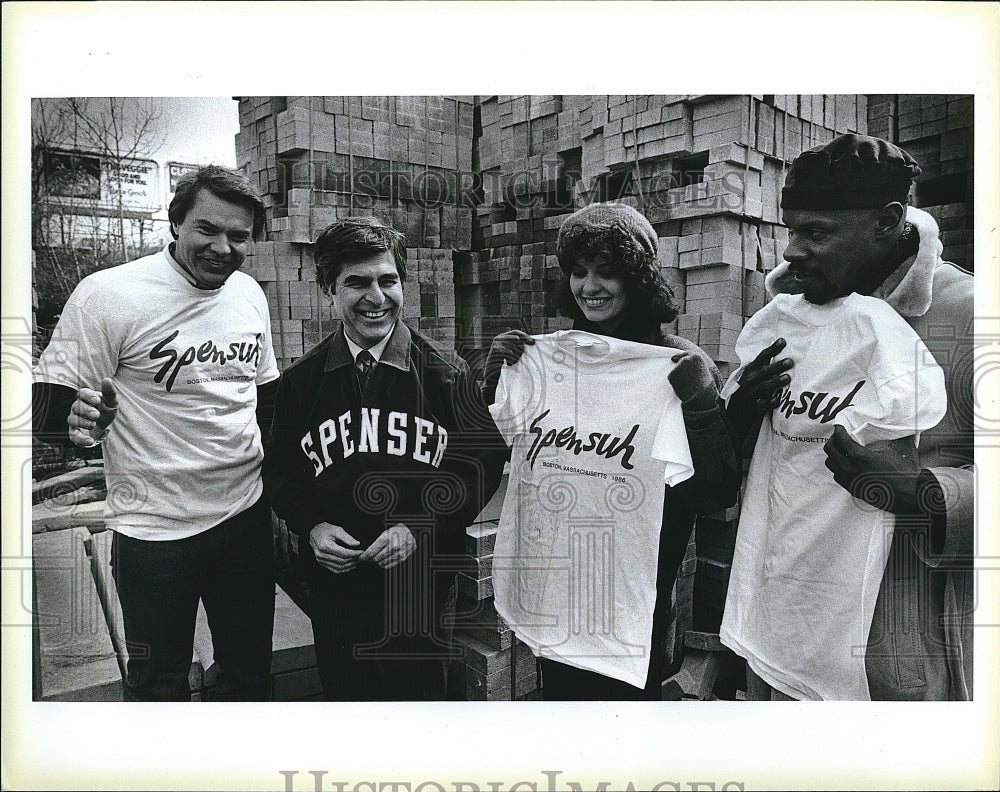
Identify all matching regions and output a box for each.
[669,351,718,411]
[485,330,535,390]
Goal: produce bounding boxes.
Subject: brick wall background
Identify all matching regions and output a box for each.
[236,94,973,376]
[867,94,974,269]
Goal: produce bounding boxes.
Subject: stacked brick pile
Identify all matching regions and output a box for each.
[464,96,583,345]
[449,516,540,700]
[467,95,869,377]
[867,94,974,271]
[406,247,458,348]
[235,96,475,368]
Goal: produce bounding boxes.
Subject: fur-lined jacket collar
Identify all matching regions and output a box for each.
[764,205,942,318]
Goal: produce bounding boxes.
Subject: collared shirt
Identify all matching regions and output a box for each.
[325,321,411,374]
[345,325,395,364]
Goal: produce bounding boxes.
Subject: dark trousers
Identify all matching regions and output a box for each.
[112,497,275,701]
[745,666,798,701]
[538,657,661,701]
[308,566,457,701]
[538,524,678,701]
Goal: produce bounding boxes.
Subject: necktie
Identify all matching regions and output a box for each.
[355,350,376,394]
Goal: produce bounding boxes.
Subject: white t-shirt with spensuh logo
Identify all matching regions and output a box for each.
[720,292,946,700]
[35,247,279,540]
[489,330,694,688]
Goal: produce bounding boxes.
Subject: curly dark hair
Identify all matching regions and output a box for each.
[313,216,407,295]
[168,165,265,240]
[555,220,678,324]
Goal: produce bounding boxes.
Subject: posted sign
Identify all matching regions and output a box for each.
[167,162,200,197]
[42,148,161,212]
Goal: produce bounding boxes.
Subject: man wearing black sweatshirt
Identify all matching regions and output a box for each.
[264,217,507,700]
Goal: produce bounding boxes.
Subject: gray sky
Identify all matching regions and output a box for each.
[154,97,238,167]
[32,96,239,235]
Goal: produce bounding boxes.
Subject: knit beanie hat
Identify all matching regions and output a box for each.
[781,133,921,210]
[556,202,658,273]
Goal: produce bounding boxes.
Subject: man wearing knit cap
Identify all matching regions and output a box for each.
[726,133,974,700]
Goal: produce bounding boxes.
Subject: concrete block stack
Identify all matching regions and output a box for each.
[451,631,539,701]
[692,506,741,631]
[448,484,541,700]
[407,247,459,348]
[662,533,698,674]
[234,95,889,371]
[236,96,475,369]
[868,95,974,271]
[465,95,871,377]
[470,96,586,341]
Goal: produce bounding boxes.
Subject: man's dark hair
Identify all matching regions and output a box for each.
[314,216,407,295]
[555,221,678,324]
[167,165,266,240]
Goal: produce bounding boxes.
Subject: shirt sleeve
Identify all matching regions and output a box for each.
[840,307,947,445]
[34,277,122,390]
[488,358,525,447]
[650,363,695,486]
[253,289,280,386]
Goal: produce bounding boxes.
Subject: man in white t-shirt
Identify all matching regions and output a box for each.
[33,166,280,701]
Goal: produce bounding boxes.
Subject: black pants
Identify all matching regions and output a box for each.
[308,564,458,701]
[538,656,661,701]
[112,497,275,701]
[538,515,683,702]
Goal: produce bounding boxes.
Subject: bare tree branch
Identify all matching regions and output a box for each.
[31,97,167,337]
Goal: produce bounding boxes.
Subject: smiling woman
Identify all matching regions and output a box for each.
[554,202,677,337]
[567,255,628,331]
[484,201,741,700]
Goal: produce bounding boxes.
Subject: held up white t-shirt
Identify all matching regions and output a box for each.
[34,248,279,540]
[489,330,694,688]
[720,293,946,700]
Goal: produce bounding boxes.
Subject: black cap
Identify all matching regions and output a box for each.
[781,133,921,210]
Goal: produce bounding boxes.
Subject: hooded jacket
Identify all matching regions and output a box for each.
[766,206,974,700]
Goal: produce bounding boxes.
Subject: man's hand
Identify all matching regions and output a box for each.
[823,425,921,514]
[669,351,717,411]
[67,378,118,447]
[727,338,794,441]
[309,522,363,574]
[731,338,794,411]
[359,523,417,570]
[485,330,535,392]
